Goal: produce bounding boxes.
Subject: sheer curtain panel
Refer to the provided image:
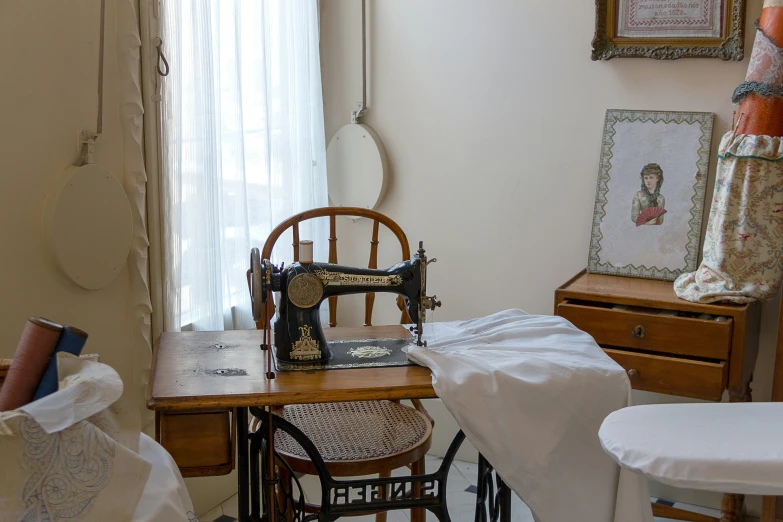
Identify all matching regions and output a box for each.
[160,0,328,332]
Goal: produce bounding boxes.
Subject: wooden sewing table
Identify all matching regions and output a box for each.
[147,325,511,522]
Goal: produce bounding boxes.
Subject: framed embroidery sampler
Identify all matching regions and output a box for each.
[591,0,745,60]
[587,109,714,281]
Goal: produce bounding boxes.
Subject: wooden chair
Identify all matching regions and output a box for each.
[253,207,433,522]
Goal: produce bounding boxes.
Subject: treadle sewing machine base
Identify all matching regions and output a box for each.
[147,326,515,522]
[244,408,511,522]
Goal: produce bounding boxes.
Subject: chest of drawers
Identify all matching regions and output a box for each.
[555,271,760,403]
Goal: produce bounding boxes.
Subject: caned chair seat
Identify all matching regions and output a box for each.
[274,400,432,476]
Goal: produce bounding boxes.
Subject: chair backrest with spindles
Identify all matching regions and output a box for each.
[259,207,412,330]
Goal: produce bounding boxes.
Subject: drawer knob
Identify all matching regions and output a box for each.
[632,325,645,339]
[627,369,639,381]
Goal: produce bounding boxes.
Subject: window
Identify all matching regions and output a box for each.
[160,0,328,332]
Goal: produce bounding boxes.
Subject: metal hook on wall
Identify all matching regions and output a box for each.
[154,37,170,77]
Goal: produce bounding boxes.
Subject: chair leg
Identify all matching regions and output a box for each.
[721,379,753,522]
[376,469,390,522]
[720,494,744,522]
[411,458,426,522]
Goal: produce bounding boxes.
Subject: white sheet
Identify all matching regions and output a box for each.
[407,309,653,522]
[0,354,195,522]
[600,403,783,496]
[133,433,197,521]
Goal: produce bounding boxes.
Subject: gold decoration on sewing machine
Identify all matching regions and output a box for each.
[290,325,322,361]
[287,273,324,309]
[348,346,392,359]
[314,270,402,287]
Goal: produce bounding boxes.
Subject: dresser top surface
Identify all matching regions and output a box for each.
[556,270,749,316]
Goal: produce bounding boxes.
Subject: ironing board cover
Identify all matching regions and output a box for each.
[600,402,783,496]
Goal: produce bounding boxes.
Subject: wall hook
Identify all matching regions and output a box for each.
[154,37,170,77]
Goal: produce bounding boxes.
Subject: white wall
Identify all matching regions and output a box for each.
[0,0,150,431]
[320,0,774,514]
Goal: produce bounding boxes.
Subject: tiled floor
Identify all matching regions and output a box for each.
[199,455,742,522]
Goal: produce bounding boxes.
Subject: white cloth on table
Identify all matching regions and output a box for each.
[0,353,195,522]
[600,402,783,496]
[406,309,652,522]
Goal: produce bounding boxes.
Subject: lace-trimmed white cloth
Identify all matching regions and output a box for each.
[746,28,783,86]
[0,354,196,522]
[675,132,783,303]
[407,310,653,522]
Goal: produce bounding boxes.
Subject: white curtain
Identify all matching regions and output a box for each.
[160,0,328,332]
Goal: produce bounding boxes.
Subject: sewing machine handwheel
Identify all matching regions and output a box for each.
[250,248,264,322]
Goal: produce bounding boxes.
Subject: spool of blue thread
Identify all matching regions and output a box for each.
[32,326,89,401]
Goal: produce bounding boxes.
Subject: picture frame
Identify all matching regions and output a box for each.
[591,0,745,60]
[587,110,714,281]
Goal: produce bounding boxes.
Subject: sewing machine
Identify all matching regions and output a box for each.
[248,241,441,364]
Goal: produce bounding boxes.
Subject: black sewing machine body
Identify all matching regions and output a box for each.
[249,242,440,366]
[273,261,421,363]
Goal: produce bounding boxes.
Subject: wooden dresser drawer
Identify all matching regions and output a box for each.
[158,410,235,477]
[604,348,727,401]
[558,301,732,360]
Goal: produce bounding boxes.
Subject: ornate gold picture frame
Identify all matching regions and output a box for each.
[592,0,745,60]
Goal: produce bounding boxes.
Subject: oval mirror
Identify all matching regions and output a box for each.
[43,164,133,290]
[326,123,389,211]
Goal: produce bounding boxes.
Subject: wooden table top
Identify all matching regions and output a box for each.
[147,325,437,412]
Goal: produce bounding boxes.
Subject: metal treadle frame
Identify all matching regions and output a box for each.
[475,454,512,522]
[235,407,513,522]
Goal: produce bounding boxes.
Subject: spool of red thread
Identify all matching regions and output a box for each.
[0,317,63,411]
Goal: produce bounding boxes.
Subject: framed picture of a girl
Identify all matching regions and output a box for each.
[632,163,666,226]
[588,110,714,281]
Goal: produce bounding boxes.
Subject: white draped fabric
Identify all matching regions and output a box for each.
[0,354,195,522]
[407,310,653,522]
[160,0,328,332]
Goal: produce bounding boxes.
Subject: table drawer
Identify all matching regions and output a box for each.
[558,301,732,360]
[158,410,235,477]
[604,348,727,401]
